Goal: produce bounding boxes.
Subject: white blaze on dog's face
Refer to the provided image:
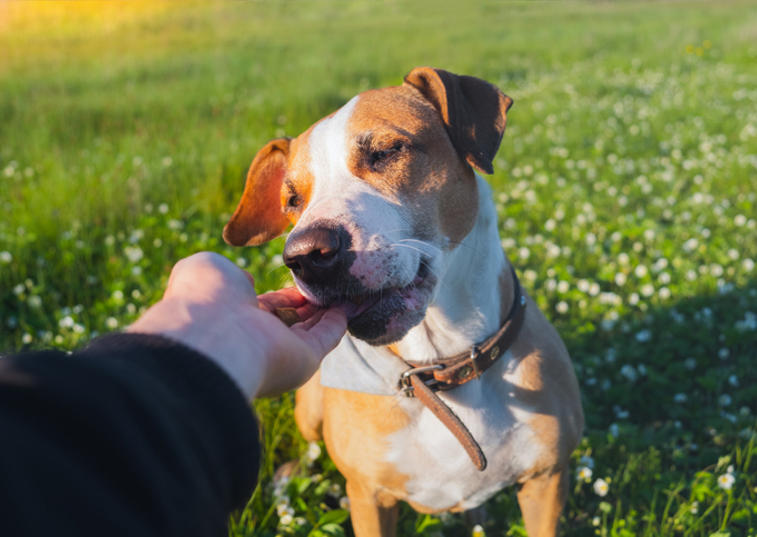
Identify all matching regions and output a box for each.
[224,67,512,345]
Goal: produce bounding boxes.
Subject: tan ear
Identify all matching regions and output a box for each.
[403,67,513,174]
[223,138,291,247]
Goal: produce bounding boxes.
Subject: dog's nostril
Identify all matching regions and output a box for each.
[282,224,349,283]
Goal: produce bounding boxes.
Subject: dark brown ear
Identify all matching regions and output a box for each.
[223,138,291,247]
[403,67,513,174]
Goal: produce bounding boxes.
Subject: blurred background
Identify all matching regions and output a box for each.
[1,1,756,535]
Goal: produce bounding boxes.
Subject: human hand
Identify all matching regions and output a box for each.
[127,252,347,399]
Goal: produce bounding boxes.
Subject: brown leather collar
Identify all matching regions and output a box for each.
[397,267,527,471]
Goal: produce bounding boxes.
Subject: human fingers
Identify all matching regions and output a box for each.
[257,287,310,312]
[164,252,258,305]
[290,308,348,358]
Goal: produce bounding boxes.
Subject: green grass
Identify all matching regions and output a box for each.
[2,1,757,535]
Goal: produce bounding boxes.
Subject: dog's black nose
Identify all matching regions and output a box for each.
[283,224,349,285]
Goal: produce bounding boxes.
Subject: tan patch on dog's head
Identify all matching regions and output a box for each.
[280,132,315,226]
[345,85,480,245]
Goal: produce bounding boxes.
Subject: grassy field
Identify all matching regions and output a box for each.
[2,1,757,535]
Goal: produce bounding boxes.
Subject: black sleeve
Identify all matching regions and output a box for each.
[0,333,261,537]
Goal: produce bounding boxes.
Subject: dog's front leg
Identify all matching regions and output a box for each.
[346,479,399,537]
[294,370,325,442]
[516,467,569,537]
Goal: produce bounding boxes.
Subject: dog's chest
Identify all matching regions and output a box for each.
[382,352,543,512]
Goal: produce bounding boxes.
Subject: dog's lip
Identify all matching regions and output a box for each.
[300,262,431,321]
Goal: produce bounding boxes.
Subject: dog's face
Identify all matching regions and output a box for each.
[225,68,512,345]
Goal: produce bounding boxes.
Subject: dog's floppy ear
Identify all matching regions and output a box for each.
[223,138,291,247]
[404,67,513,175]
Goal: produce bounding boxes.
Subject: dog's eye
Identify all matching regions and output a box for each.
[286,194,302,209]
[369,142,404,168]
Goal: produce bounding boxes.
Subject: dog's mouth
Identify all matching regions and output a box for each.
[297,260,435,345]
[331,261,431,320]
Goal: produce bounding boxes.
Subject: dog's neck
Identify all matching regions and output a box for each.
[394,175,512,365]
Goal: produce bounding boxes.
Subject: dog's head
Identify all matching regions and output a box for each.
[224,67,512,345]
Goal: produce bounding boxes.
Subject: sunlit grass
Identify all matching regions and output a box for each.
[1,1,756,535]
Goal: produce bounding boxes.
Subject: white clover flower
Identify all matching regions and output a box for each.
[167,219,183,231]
[743,259,755,272]
[112,290,124,301]
[339,496,351,510]
[13,283,24,296]
[690,501,699,514]
[620,365,638,382]
[735,214,747,226]
[59,316,75,329]
[329,483,342,497]
[577,466,593,482]
[124,246,144,263]
[162,156,173,167]
[628,293,639,306]
[641,283,654,297]
[273,475,290,497]
[0,251,12,263]
[618,253,630,266]
[519,247,530,260]
[592,516,601,527]
[106,317,118,330]
[73,324,85,334]
[719,394,732,407]
[545,219,556,232]
[593,478,609,497]
[683,238,699,252]
[718,348,730,360]
[279,513,294,526]
[614,272,627,286]
[556,301,569,314]
[634,265,648,278]
[105,235,115,246]
[131,266,142,276]
[635,329,652,342]
[158,203,169,214]
[577,279,590,292]
[557,280,570,293]
[717,473,735,490]
[659,287,671,300]
[22,333,32,344]
[276,499,291,516]
[588,282,600,296]
[236,258,247,268]
[307,442,322,462]
[128,229,144,243]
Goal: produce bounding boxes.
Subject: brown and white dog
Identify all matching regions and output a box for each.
[224,67,584,537]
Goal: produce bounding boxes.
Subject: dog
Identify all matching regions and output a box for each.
[224,67,584,537]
